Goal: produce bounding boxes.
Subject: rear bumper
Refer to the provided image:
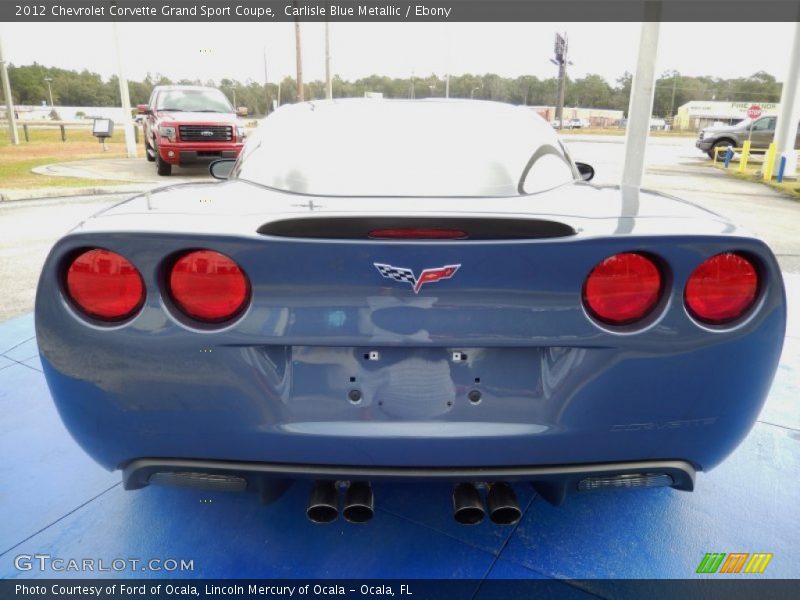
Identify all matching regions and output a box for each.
[36,231,786,481]
[123,457,696,503]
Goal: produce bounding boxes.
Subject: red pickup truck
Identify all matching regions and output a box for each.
[137,85,246,176]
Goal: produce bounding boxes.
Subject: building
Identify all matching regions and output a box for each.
[673,101,779,131]
[529,106,624,127]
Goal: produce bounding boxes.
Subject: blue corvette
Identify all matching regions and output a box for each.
[36,100,786,525]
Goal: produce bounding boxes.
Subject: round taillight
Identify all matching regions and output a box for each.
[685,252,758,325]
[65,249,145,321]
[168,250,250,322]
[583,252,662,325]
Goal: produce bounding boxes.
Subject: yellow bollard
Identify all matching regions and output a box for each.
[737,140,751,173]
[762,142,777,181]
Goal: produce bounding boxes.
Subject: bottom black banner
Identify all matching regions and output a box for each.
[3,579,800,600]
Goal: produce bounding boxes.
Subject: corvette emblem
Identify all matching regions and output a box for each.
[374,263,460,294]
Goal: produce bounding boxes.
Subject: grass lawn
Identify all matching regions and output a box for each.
[0,126,145,190]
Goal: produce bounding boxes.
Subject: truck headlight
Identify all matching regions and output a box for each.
[158,125,177,142]
[236,126,246,140]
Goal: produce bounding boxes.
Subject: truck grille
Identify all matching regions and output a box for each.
[179,125,232,142]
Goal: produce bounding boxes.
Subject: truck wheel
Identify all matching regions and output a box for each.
[144,141,155,162]
[709,139,735,160]
[156,152,172,176]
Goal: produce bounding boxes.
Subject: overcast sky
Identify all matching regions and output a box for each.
[0,22,793,85]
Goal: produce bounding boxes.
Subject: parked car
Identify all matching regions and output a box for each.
[696,115,800,158]
[36,100,785,525]
[566,117,589,129]
[138,85,246,176]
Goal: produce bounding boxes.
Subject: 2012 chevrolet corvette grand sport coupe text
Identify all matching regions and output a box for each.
[35,100,785,525]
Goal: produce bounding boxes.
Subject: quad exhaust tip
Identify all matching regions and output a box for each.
[307,480,520,526]
[342,481,374,523]
[487,482,522,525]
[307,481,375,524]
[452,483,486,525]
[307,481,339,524]
[452,482,522,526]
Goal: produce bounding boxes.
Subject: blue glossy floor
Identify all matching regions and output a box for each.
[1,275,798,594]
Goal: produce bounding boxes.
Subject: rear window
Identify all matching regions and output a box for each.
[233,101,576,197]
[156,88,233,113]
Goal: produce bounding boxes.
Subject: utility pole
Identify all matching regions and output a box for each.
[445,74,450,99]
[668,72,678,119]
[44,77,54,107]
[324,19,332,100]
[0,34,19,145]
[264,46,280,116]
[551,32,569,129]
[293,0,304,102]
[111,21,137,158]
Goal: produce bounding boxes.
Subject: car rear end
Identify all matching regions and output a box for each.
[34,184,786,509]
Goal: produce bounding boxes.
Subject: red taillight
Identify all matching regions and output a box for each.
[583,252,662,325]
[65,249,144,321]
[368,228,468,240]
[685,252,758,324]
[168,250,250,322]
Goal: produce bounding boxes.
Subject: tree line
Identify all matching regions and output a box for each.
[4,62,784,119]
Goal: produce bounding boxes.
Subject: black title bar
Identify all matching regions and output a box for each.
[3,0,800,22]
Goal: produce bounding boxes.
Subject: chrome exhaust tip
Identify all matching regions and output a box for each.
[307,481,339,523]
[487,482,522,525]
[342,481,374,523]
[452,482,485,525]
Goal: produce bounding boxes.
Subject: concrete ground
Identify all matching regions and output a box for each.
[31,157,213,184]
[567,135,800,274]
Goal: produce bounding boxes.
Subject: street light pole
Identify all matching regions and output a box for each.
[44,77,54,107]
[552,32,569,130]
[293,0,304,103]
[111,22,137,158]
[772,19,800,179]
[622,17,661,188]
[0,34,19,145]
[325,19,332,100]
